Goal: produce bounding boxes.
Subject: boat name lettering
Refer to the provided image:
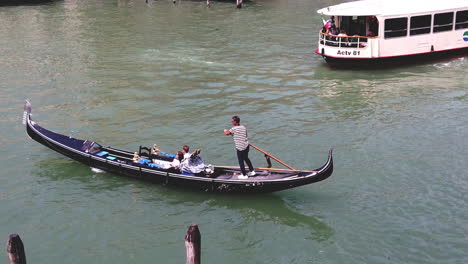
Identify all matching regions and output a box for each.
[337,50,360,56]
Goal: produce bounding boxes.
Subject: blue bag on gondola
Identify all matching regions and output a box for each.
[139,159,150,165]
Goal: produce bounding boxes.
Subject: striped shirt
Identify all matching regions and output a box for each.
[229,125,249,151]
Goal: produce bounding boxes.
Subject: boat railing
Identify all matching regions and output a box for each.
[319,32,377,49]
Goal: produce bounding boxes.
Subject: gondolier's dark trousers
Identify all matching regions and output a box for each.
[237,146,254,176]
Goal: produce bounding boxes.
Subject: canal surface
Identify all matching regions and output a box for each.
[1,0,467,263]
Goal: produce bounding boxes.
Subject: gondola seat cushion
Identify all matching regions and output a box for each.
[138,159,151,165]
[96,151,109,157]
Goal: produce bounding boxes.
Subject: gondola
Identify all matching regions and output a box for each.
[23,101,333,193]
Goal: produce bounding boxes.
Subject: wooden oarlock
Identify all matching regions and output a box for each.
[249,144,296,170]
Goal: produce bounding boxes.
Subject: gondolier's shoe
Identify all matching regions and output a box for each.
[247,171,256,177]
[238,174,248,179]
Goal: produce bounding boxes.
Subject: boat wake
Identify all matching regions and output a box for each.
[432,56,466,69]
[91,167,105,174]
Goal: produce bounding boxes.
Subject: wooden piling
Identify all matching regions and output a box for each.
[185,224,201,264]
[7,234,26,264]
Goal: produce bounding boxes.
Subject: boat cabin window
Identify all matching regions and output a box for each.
[455,10,468,29]
[410,15,431,36]
[433,12,454,33]
[340,16,367,36]
[384,17,408,38]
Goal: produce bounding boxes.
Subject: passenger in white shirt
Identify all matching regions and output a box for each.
[182,145,191,159]
[152,151,183,169]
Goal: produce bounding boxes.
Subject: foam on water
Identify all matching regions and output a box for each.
[91,167,105,174]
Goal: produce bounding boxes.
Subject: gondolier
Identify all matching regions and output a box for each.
[224,115,255,179]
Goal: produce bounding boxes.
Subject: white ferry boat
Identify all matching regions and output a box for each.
[315,0,468,66]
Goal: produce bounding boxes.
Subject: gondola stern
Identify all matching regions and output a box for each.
[324,147,334,172]
[310,147,333,178]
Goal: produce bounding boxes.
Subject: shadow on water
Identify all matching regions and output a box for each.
[32,157,140,191]
[144,189,335,241]
[207,194,334,242]
[32,157,334,241]
[0,0,61,7]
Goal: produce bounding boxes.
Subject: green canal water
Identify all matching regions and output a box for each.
[1,0,467,263]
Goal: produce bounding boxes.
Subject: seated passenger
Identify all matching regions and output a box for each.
[338,29,348,37]
[367,30,375,37]
[133,152,141,162]
[182,145,191,159]
[190,149,201,159]
[152,151,184,170]
[338,29,349,44]
[152,144,161,155]
[172,151,184,168]
[180,151,206,175]
[182,145,202,159]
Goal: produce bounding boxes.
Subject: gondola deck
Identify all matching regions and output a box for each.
[23,100,333,193]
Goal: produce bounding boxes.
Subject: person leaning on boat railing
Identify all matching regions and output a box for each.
[322,16,335,33]
[319,14,378,48]
[320,30,373,48]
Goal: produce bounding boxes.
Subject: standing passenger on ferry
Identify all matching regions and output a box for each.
[368,16,379,36]
[322,16,335,33]
[326,16,335,28]
[329,25,339,35]
[224,115,255,179]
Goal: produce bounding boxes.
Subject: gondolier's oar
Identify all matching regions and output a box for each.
[249,144,296,170]
[218,165,315,173]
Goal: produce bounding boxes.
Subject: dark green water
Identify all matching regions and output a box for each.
[1,0,467,263]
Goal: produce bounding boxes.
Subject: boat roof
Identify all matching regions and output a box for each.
[317,0,468,17]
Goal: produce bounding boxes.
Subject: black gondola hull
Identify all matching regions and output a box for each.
[24,102,333,193]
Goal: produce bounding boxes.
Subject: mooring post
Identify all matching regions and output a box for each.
[7,234,26,264]
[236,0,242,8]
[185,224,201,264]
